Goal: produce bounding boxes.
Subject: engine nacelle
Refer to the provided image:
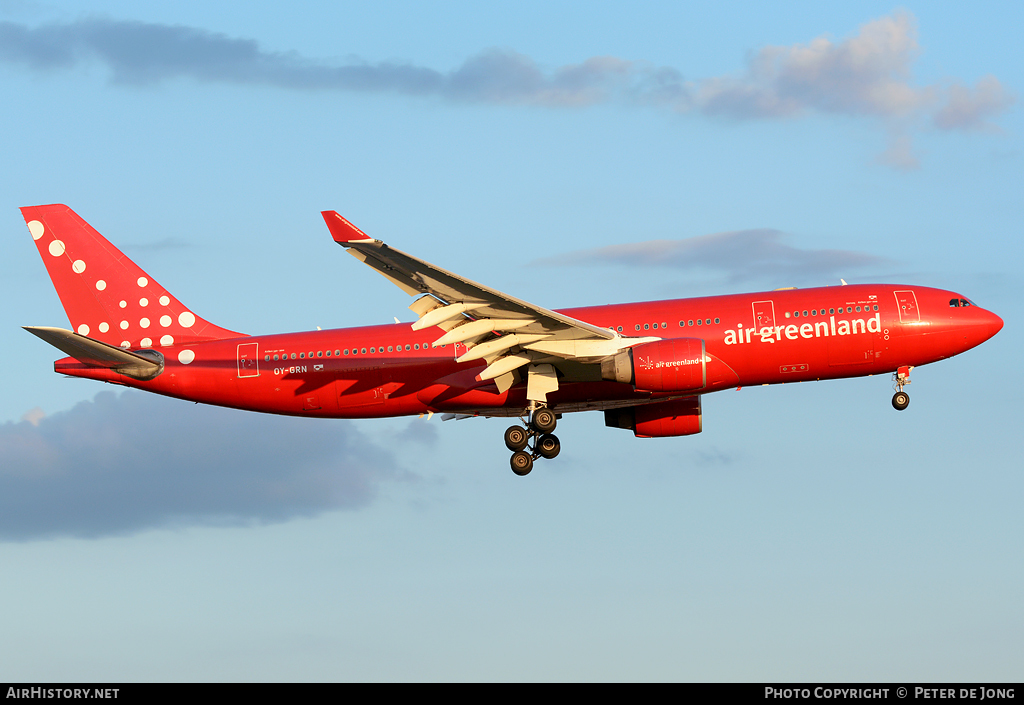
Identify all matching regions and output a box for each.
[604,397,702,438]
[601,338,706,392]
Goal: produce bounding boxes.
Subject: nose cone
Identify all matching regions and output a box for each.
[982,308,1004,341]
[963,307,1003,350]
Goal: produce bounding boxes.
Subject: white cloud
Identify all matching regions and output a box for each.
[933,76,1015,131]
[0,391,411,541]
[694,12,931,119]
[534,229,889,284]
[0,12,1011,166]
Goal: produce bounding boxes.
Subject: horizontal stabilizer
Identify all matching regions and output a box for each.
[23,326,163,380]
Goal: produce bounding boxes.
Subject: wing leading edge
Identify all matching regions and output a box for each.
[321,211,656,396]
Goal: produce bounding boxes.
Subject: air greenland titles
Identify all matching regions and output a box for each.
[20,205,1003,476]
[725,312,881,345]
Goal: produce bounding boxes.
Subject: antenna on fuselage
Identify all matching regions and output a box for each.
[840,279,848,286]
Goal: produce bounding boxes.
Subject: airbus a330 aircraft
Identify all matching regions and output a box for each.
[22,204,1003,475]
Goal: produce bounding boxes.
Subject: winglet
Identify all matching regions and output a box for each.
[321,211,376,244]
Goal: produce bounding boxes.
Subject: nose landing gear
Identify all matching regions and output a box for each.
[892,366,912,411]
[504,407,560,476]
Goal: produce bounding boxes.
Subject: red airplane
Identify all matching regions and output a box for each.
[21,204,1003,475]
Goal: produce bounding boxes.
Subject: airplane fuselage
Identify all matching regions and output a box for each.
[57,283,1001,419]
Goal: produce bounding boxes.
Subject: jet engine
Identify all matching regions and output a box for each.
[601,338,706,392]
[604,396,702,438]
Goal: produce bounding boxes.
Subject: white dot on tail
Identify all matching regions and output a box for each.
[159,296,170,306]
[139,298,148,307]
[140,338,152,348]
[120,320,129,330]
[178,349,195,365]
[121,341,130,349]
[28,221,44,240]
[99,322,109,333]
[119,301,127,308]
[160,315,172,327]
[96,280,107,291]
[72,260,86,274]
[178,311,196,328]
[160,335,174,346]
[140,318,150,329]
[137,277,148,287]
[77,324,89,336]
[48,240,65,257]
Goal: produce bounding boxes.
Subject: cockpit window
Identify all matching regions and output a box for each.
[961,299,972,307]
[949,298,960,307]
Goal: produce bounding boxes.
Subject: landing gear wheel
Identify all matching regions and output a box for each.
[531,408,557,434]
[537,434,560,460]
[510,451,534,476]
[892,391,910,411]
[504,425,529,452]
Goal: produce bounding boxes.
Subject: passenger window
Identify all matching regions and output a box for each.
[299,352,305,359]
[855,306,861,312]
[696,319,702,326]
[318,351,323,357]
[360,348,366,354]
[617,326,623,332]
[388,345,393,352]
[679,321,685,327]
[873,305,878,311]
[714,318,720,324]
[369,347,375,353]
[290,353,296,360]
[414,344,420,350]
[661,322,667,328]
[652,323,658,329]
[273,354,279,361]
[644,324,649,330]
[688,320,693,326]
[785,312,791,319]
[802,310,808,317]
[635,324,641,331]
[811,310,817,316]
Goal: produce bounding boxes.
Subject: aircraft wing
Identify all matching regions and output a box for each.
[322,211,656,385]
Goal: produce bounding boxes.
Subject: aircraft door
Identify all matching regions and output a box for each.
[237,342,259,378]
[752,300,776,333]
[894,290,920,323]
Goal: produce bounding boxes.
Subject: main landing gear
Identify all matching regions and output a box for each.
[892,365,912,411]
[505,407,560,476]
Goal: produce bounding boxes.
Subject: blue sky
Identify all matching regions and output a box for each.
[1,0,1021,681]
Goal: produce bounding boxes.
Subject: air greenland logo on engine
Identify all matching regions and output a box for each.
[637,355,703,370]
[724,313,881,345]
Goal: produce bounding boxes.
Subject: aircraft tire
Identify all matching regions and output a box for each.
[504,425,529,452]
[892,391,910,411]
[537,434,560,460]
[511,451,534,476]
[531,408,557,434]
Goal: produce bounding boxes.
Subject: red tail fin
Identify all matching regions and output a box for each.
[21,204,242,349]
